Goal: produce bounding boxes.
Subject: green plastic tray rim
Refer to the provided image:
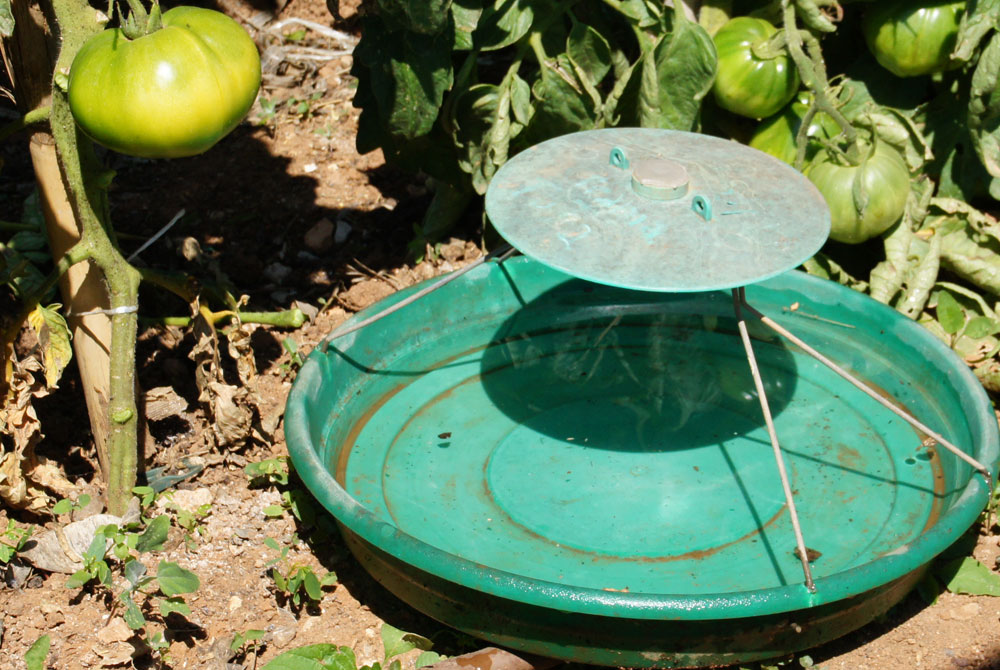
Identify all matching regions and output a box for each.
[285,259,999,621]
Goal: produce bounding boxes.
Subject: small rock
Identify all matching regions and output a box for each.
[948,602,982,621]
[96,618,132,645]
[414,262,436,280]
[156,487,214,514]
[269,625,297,649]
[264,262,292,284]
[228,596,243,613]
[304,218,335,253]
[335,219,352,244]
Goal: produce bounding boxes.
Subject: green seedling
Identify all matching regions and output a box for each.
[263,536,337,608]
[245,457,290,487]
[52,493,92,516]
[261,623,441,670]
[65,514,200,637]
[255,97,278,126]
[231,628,266,662]
[0,519,32,564]
[24,634,50,670]
[279,337,305,378]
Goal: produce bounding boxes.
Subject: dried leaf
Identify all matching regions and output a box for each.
[144,386,188,422]
[26,304,72,388]
[209,382,254,447]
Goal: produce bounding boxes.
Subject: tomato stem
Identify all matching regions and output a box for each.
[0,105,51,144]
[781,0,858,156]
[50,0,142,516]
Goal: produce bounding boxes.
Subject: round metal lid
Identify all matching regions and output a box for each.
[484,128,831,292]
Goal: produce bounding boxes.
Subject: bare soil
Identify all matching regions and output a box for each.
[1,1,999,669]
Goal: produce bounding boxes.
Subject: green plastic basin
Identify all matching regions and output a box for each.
[285,257,998,667]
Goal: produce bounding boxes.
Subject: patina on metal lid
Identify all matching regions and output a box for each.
[484,128,831,292]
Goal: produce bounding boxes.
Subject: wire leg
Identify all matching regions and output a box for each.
[739,293,992,481]
[732,289,817,592]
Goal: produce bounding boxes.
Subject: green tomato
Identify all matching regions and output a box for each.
[862,1,965,78]
[805,143,910,245]
[68,7,261,158]
[712,16,799,119]
[748,92,841,165]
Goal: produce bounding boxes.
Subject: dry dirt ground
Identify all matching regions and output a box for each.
[1,1,1000,669]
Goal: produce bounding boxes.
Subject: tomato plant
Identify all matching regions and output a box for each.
[712,16,798,119]
[862,0,965,78]
[748,92,841,165]
[67,6,261,158]
[805,142,910,245]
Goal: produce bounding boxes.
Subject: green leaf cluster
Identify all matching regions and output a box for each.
[352,0,717,237]
[263,535,338,608]
[262,623,443,670]
[64,514,200,635]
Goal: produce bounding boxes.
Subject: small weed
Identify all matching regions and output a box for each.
[231,627,266,662]
[24,634,50,670]
[261,623,440,670]
[255,97,278,126]
[245,457,290,487]
[52,493,91,516]
[64,513,200,662]
[264,535,337,608]
[287,91,324,119]
[284,28,307,42]
[279,337,305,379]
[0,519,32,564]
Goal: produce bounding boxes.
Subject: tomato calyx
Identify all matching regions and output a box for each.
[749,28,789,60]
[120,0,162,40]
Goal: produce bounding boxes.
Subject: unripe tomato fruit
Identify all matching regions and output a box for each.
[712,17,799,119]
[68,7,261,158]
[749,92,841,165]
[862,1,965,78]
[804,143,910,245]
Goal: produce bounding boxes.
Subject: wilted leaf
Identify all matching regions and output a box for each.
[953,0,1000,62]
[27,304,72,389]
[634,10,716,131]
[968,32,1000,179]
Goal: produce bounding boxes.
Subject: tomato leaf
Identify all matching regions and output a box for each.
[474,0,534,51]
[451,0,481,50]
[953,0,1000,62]
[156,561,200,596]
[374,0,451,35]
[968,32,1000,180]
[567,21,613,90]
[936,289,966,334]
[262,644,358,670]
[634,9,716,131]
[382,624,434,660]
[0,0,13,39]
[938,556,1000,596]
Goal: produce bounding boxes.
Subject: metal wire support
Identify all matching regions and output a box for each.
[738,291,992,482]
[322,244,517,350]
[732,289,817,592]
